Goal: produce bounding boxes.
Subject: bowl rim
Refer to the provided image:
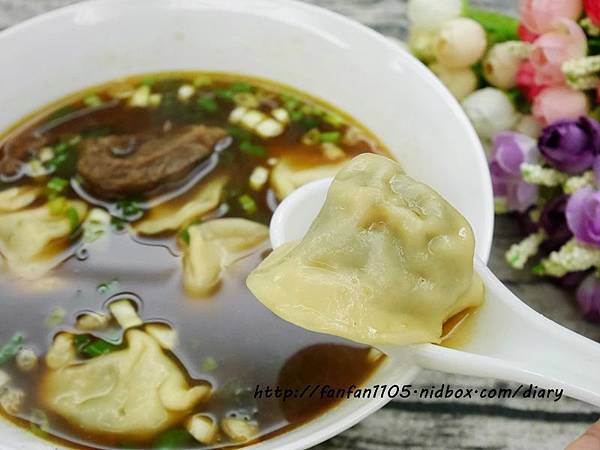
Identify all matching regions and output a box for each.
[0,0,494,449]
[0,0,495,263]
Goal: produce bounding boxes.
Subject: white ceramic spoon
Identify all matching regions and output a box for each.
[269,178,600,407]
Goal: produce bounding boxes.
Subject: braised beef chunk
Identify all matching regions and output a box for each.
[0,135,47,177]
[77,125,226,197]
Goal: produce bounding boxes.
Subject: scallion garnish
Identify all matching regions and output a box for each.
[74,334,120,358]
[0,333,24,366]
[238,194,258,215]
[83,95,103,107]
[239,141,266,158]
[197,97,219,113]
[320,131,341,143]
[46,177,69,198]
[65,207,80,232]
[153,428,194,449]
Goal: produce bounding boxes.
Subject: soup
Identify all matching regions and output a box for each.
[0,73,388,449]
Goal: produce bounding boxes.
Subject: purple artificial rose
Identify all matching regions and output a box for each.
[566,187,600,246]
[576,274,600,323]
[538,117,600,174]
[489,132,539,212]
[539,195,573,251]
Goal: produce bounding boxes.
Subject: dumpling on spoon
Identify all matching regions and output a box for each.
[247,153,484,346]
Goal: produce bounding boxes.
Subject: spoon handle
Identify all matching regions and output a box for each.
[412,261,600,407]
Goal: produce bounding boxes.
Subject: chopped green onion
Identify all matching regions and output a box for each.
[290,110,304,122]
[300,116,321,129]
[215,89,235,100]
[67,135,82,146]
[193,75,213,87]
[180,228,191,245]
[0,333,24,366]
[65,207,80,232]
[320,131,341,143]
[45,307,66,329]
[230,82,254,93]
[153,428,194,449]
[111,217,127,231]
[30,409,50,439]
[46,177,69,197]
[323,113,345,128]
[239,141,267,158]
[238,194,258,215]
[81,339,120,358]
[197,97,219,113]
[54,142,69,154]
[141,77,157,87]
[97,279,120,295]
[116,199,143,218]
[48,197,67,215]
[74,334,120,358]
[83,95,103,107]
[280,93,300,111]
[202,356,219,372]
[226,126,253,142]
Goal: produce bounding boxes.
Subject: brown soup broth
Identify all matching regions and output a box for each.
[0,73,389,449]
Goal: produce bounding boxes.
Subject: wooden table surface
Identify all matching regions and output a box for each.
[2,0,599,449]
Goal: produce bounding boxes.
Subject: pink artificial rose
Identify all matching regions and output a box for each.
[518,23,539,43]
[533,86,589,126]
[520,0,583,34]
[584,0,600,27]
[516,60,547,101]
[530,19,587,86]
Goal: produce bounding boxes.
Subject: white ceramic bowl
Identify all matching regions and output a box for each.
[0,0,494,448]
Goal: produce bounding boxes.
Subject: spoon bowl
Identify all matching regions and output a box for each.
[270,177,600,407]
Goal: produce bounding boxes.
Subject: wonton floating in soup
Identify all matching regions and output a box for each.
[247,153,484,346]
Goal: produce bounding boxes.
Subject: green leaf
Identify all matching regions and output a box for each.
[464,8,519,45]
[590,38,600,56]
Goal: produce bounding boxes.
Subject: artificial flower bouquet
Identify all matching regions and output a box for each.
[407,0,600,322]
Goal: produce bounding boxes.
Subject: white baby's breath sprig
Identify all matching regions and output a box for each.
[536,239,600,277]
[506,231,545,270]
[520,163,568,187]
[562,56,600,90]
[563,171,596,194]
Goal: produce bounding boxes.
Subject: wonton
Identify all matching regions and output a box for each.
[134,176,228,235]
[247,153,484,346]
[270,159,347,200]
[41,329,210,439]
[0,186,41,212]
[0,201,88,278]
[183,218,269,296]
